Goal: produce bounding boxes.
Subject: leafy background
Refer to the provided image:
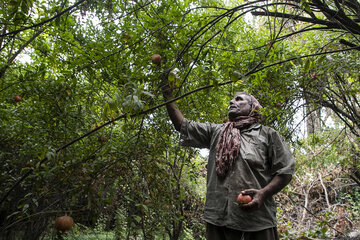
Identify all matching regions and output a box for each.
[1,0,360,239]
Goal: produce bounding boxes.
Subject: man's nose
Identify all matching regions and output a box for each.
[229,99,235,105]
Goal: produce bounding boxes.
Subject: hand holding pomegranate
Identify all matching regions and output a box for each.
[237,189,266,210]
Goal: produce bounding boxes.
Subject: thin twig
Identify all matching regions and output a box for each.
[318,172,331,211]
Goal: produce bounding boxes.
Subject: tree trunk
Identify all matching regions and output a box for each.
[305,94,321,135]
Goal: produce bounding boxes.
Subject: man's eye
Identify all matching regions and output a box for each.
[236,97,242,101]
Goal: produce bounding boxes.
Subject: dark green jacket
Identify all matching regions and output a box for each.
[180,119,295,232]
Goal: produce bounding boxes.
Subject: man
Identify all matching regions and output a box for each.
[163,87,295,240]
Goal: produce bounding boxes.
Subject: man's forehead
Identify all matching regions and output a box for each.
[234,92,250,98]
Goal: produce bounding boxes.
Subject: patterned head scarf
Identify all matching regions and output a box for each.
[215,93,262,178]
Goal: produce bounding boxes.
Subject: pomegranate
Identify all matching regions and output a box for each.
[237,193,252,204]
[54,216,74,232]
[151,54,161,65]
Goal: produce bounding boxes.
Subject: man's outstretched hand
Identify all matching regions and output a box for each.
[162,84,174,100]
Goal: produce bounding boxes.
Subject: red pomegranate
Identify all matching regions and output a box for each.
[237,193,252,204]
[54,215,74,232]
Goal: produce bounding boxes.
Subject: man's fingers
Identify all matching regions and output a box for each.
[239,201,257,210]
[162,84,174,98]
[241,189,256,196]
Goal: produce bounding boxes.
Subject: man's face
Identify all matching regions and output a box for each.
[228,93,252,120]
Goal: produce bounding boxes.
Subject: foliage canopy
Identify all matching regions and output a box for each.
[1,0,360,239]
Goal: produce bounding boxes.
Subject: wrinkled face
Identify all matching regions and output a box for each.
[228,93,252,120]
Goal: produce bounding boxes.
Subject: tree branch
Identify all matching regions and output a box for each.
[0,30,44,79]
[312,0,360,34]
[252,10,339,28]
[339,38,360,50]
[0,0,87,37]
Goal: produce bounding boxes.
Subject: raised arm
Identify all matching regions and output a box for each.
[162,85,184,132]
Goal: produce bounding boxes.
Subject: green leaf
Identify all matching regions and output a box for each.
[108,99,118,112]
[317,55,326,64]
[304,58,310,72]
[22,204,29,212]
[168,72,176,84]
[45,149,56,161]
[103,102,111,119]
[133,215,141,223]
[300,0,312,12]
[142,91,154,98]
[231,71,241,82]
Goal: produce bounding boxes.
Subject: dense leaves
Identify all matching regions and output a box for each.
[0,0,359,239]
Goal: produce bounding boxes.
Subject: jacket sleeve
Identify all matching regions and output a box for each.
[268,130,295,176]
[180,118,219,149]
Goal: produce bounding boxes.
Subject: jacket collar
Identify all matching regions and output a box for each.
[240,123,261,133]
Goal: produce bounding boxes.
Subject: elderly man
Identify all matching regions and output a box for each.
[163,88,295,240]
